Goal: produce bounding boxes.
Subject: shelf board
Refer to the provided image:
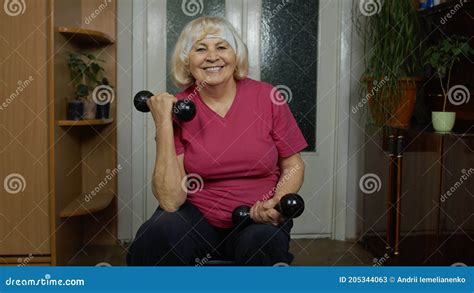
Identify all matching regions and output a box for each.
[58,118,113,126]
[57,26,114,45]
[60,193,114,218]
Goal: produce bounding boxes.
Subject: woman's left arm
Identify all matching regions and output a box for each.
[250,153,305,225]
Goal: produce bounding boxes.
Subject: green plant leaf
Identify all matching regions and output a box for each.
[90,63,100,74]
[76,84,89,97]
[67,51,108,99]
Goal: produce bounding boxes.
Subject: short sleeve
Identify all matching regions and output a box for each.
[173,122,185,156]
[271,94,308,158]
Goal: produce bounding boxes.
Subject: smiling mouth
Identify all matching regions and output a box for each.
[203,66,224,73]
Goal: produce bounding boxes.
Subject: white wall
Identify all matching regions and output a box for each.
[116,0,134,242]
[345,1,366,240]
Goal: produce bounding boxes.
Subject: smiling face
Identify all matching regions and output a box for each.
[187,37,237,86]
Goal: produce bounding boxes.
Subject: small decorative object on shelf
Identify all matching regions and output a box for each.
[66,98,84,121]
[66,52,113,121]
[95,77,113,119]
[423,35,474,132]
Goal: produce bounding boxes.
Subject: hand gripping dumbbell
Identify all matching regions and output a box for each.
[133,90,196,122]
[232,193,305,228]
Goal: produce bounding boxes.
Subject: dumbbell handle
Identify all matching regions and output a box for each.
[232,193,305,227]
[133,90,196,122]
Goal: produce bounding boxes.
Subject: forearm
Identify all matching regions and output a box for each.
[152,122,186,211]
[273,159,305,201]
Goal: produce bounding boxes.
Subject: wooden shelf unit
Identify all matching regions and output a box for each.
[52,0,118,265]
[60,193,114,218]
[0,0,118,266]
[57,26,115,46]
[58,118,114,126]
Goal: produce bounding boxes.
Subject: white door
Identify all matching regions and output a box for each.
[133,0,341,238]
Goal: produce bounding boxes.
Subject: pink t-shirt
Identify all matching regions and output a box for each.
[174,78,308,228]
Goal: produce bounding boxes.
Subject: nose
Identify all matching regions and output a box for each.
[205,48,219,62]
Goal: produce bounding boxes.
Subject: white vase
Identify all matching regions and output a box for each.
[81,97,97,119]
[432,111,456,132]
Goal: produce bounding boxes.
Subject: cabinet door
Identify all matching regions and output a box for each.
[363,128,444,265]
[362,127,392,260]
[0,0,50,256]
[397,130,442,265]
[438,135,474,266]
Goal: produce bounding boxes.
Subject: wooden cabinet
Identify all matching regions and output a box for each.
[0,0,51,260]
[362,126,474,265]
[0,0,118,266]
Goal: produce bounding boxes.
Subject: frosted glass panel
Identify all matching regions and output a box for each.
[260,0,318,151]
[166,0,225,93]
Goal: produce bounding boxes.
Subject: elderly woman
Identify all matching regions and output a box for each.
[127,16,307,266]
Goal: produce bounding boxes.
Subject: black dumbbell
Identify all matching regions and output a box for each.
[133,90,197,122]
[232,193,305,228]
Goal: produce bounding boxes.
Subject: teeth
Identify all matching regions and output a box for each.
[205,66,223,73]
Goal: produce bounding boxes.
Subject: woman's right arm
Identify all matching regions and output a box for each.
[148,93,187,212]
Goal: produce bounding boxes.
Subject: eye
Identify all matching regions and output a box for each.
[195,47,206,52]
[217,46,227,50]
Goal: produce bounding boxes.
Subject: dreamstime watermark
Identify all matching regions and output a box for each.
[261,164,301,201]
[372,253,390,266]
[3,0,26,17]
[270,85,293,105]
[3,173,26,194]
[440,0,464,25]
[95,262,112,266]
[359,0,382,17]
[195,253,212,266]
[0,76,34,111]
[352,76,389,114]
[84,0,111,25]
[273,262,289,266]
[92,85,114,105]
[440,168,473,203]
[17,254,33,267]
[268,0,290,19]
[181,0,203,17]
[5,274,85,287]
[447,85,470,106]
[181,173,204,194]
[451,262,467,267]
[182,78,209,105]
[359,173,381,194]
[84,164,122,202]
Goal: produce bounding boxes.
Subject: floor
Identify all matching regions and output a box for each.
[290,238,374,266]
[69,238,375,266]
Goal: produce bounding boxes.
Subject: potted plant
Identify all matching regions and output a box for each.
[67,52,108,120]
[423,35,474,132]
[356,0,423,128]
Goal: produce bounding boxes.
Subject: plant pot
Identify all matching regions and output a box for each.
[67,100,84,120]
[96,102,110,119]
[81,98,97,119]
[367,77,422,128]
[432,111,456,132]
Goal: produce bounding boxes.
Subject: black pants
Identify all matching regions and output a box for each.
[127,201,294,266]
